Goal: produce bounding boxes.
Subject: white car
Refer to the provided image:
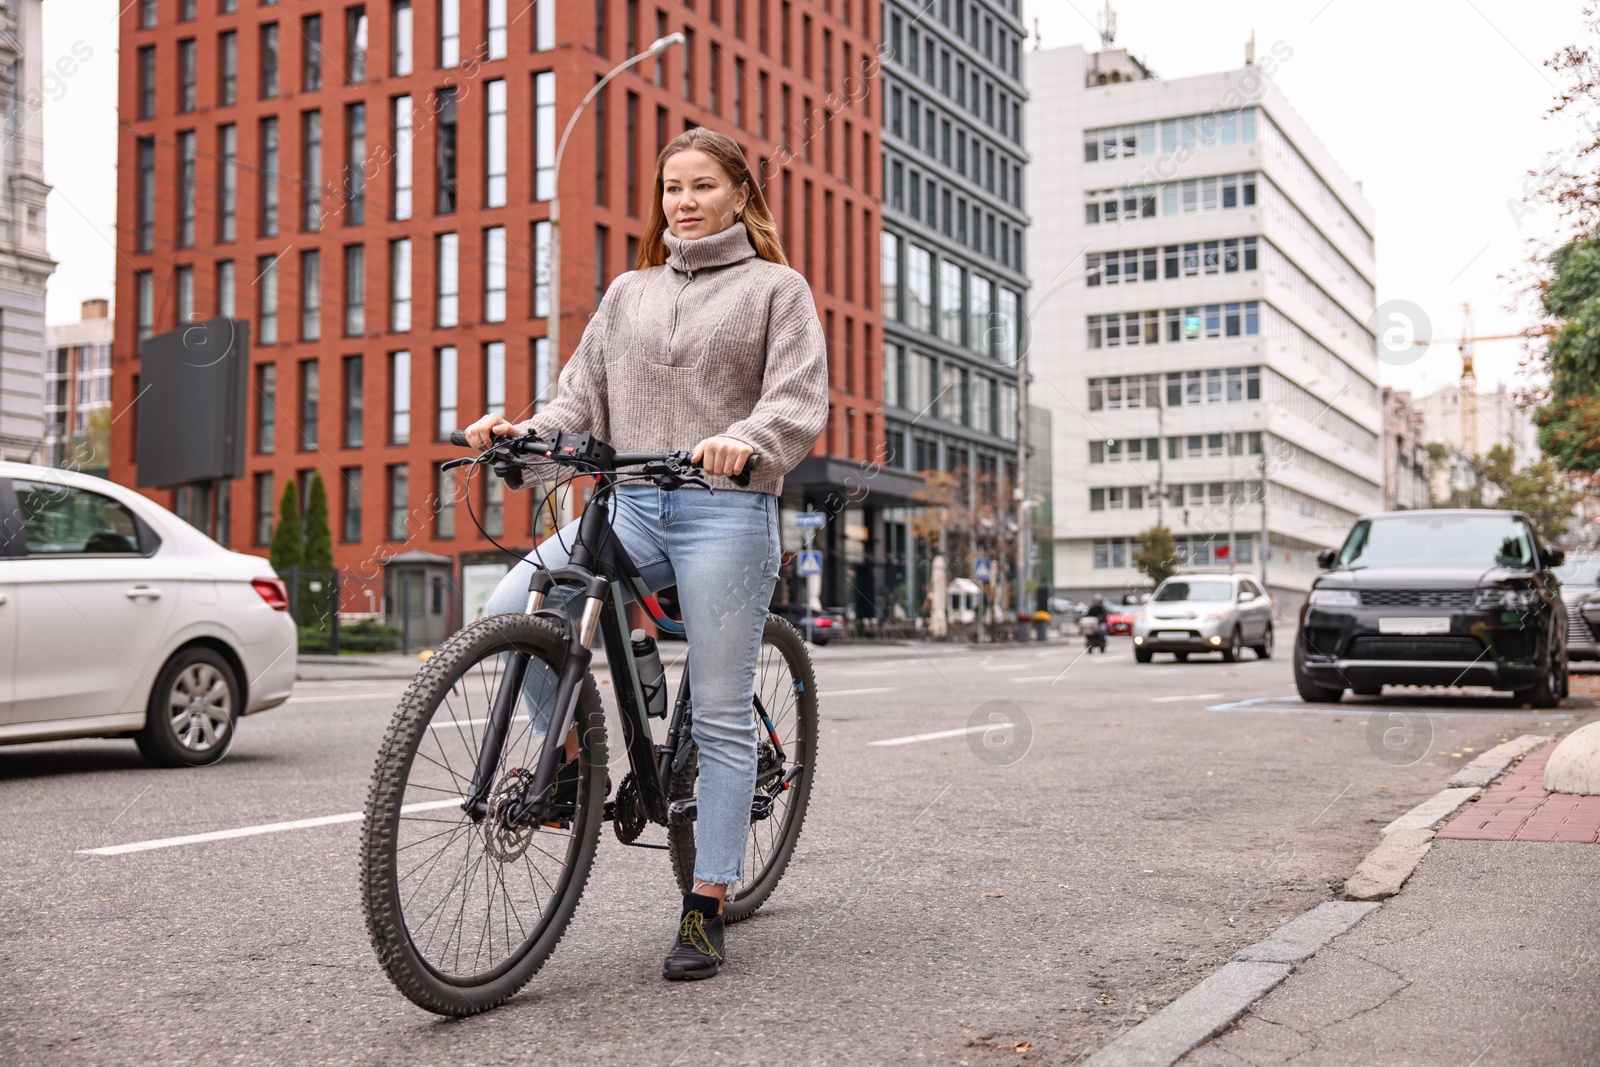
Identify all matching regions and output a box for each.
[0,462,296,765]
[1131,572,1274,663]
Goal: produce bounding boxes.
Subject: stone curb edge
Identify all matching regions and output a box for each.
[1082,902,1379,1067]
[1079,735,1556,1066]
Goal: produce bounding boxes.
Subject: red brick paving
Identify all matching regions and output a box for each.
[1437,743,1600,843]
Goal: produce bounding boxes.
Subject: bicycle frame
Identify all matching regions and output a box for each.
[462,470,693,828]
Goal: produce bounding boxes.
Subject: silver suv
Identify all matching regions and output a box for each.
[1132,573,1274,663]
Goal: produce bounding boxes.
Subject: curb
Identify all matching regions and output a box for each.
[1083,902,1378,1067]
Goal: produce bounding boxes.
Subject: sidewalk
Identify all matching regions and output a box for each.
[1181,740,1600,1067]
[294,634,1063,680]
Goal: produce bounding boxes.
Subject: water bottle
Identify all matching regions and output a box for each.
[631,629,668,719]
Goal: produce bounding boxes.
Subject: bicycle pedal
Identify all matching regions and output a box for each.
[750,793,776,821]
[667,797,697,825]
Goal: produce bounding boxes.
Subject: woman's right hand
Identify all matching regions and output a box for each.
[463,412,522,450]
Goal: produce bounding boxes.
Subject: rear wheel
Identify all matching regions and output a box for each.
[1515,648,1565,709]
[669,614,819,923]
[361,613,606,1016]
[135,647,239,767]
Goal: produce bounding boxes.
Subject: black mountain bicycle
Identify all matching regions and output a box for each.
[360,430,819,1016]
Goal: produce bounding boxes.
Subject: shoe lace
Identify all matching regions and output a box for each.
[677,910,717,956]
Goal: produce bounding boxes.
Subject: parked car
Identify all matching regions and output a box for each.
[0,462,297,765]
[772,602,843,645]
[1556,557,1600,661]
[1294,509,1566,707]
[1131,573,1274,662]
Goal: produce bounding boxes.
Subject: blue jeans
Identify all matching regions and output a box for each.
[482,484,781,886]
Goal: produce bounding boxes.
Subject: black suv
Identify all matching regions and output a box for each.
[1295,509,1567,707]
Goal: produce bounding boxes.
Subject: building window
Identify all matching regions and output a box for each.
[343,355,364,447]
[303,14,324,91]
[135,138,155,253]
[176,132,197,247]
[937,260,963,345]
[137,45,156,119]
[392,0,413,75]
[178,39,197,113]
[140,0,158,27]
[260,22,279,98]
[256,255,280,345]
[389,351,411,443]
[347,5,369,83]
[881,233,900,320]
[218,31,237,106]
[344,244,366,336]
[535,0,554,50]
[212,261,234,319]
[299,250,321,340]
[136,271,155,341]
[435,232,459,327]
[392,95,414,220]
[299,359,320,450]
[487,0,508,59]
[533,337,553,412]
[482,475,504,537]
[435,347,457,439]
[255,473,274,545]
[176,266,195,324]
[486,79,507,207]
[905,244,932,332]
[434,463,457,538]
[967,274,992,357]
[344,102,366,225]
[389,238,412,331]
[440,0,461,66]
[218,123,237,242]
[256,363,277,453]
[258,117,279,236]
[387,464,409,540]
[533,220,551,316]
[341,467,362,541]
[533,71,555,200]
[436,87,458,213]
[484,226,506,322]
[484,341,505,416]
[301,110,323,231]
[883,342,903,408]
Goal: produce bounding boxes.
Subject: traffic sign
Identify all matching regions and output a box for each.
[973,557,992,582]
[797,550,823,576]
[792,511,826,529]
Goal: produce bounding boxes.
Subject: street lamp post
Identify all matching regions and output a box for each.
[545,33,682,522]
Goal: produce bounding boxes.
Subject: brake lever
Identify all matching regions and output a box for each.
[440,456,477,471]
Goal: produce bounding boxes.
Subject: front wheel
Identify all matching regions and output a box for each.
[1134,646,1152,663]
[1252,624,1274,660]
[361,613,607,1016]
[669,614,819,923]
[1220,627,1243,663]
[1293,634,1346,704]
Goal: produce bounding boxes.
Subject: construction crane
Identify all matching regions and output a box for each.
[1409,303,1560,457]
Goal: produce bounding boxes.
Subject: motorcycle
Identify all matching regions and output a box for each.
[1083,616,1108,653]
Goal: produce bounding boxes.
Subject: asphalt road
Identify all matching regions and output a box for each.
[0,636,1581,1065]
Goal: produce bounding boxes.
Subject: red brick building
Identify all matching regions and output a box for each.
[112,0,908,627]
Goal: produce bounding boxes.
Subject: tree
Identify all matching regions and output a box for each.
[1134,526,1178,586]
[269,482,303,576]
[300,473,335,630]
[1475,444,1584,542]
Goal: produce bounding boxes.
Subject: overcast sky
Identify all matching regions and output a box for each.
[41,1,1597,399]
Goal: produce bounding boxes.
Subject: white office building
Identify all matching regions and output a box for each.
[0,0,56,462]
[1025,40,1381,603]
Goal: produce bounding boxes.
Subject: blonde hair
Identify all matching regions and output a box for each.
[635,127,788,269]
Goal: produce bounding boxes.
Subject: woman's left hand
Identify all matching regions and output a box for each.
[691,435,756,478]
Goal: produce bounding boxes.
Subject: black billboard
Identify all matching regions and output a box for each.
[135,317,250,489]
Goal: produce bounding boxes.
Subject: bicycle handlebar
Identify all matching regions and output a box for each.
[448,430,761,486]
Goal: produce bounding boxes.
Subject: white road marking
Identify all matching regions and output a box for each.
[868,722,1011,747]
[76,798,463,857]
[1008,675,1066,683]
[285,692,404,704]
[1149,693,1224,703]
[428,717,492,730]
[983,663,1030,671]
[829,686,898,696]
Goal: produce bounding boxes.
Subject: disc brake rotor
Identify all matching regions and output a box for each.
[483,768,537,862]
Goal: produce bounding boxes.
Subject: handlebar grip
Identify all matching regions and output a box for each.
[732,452,762,487]
[449,430,470,448]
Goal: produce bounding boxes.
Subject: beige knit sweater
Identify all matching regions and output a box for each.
[516,222,829,496]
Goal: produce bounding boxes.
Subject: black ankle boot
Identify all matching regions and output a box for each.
[662,892,725,980]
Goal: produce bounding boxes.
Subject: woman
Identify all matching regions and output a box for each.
[465,128,828,981]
